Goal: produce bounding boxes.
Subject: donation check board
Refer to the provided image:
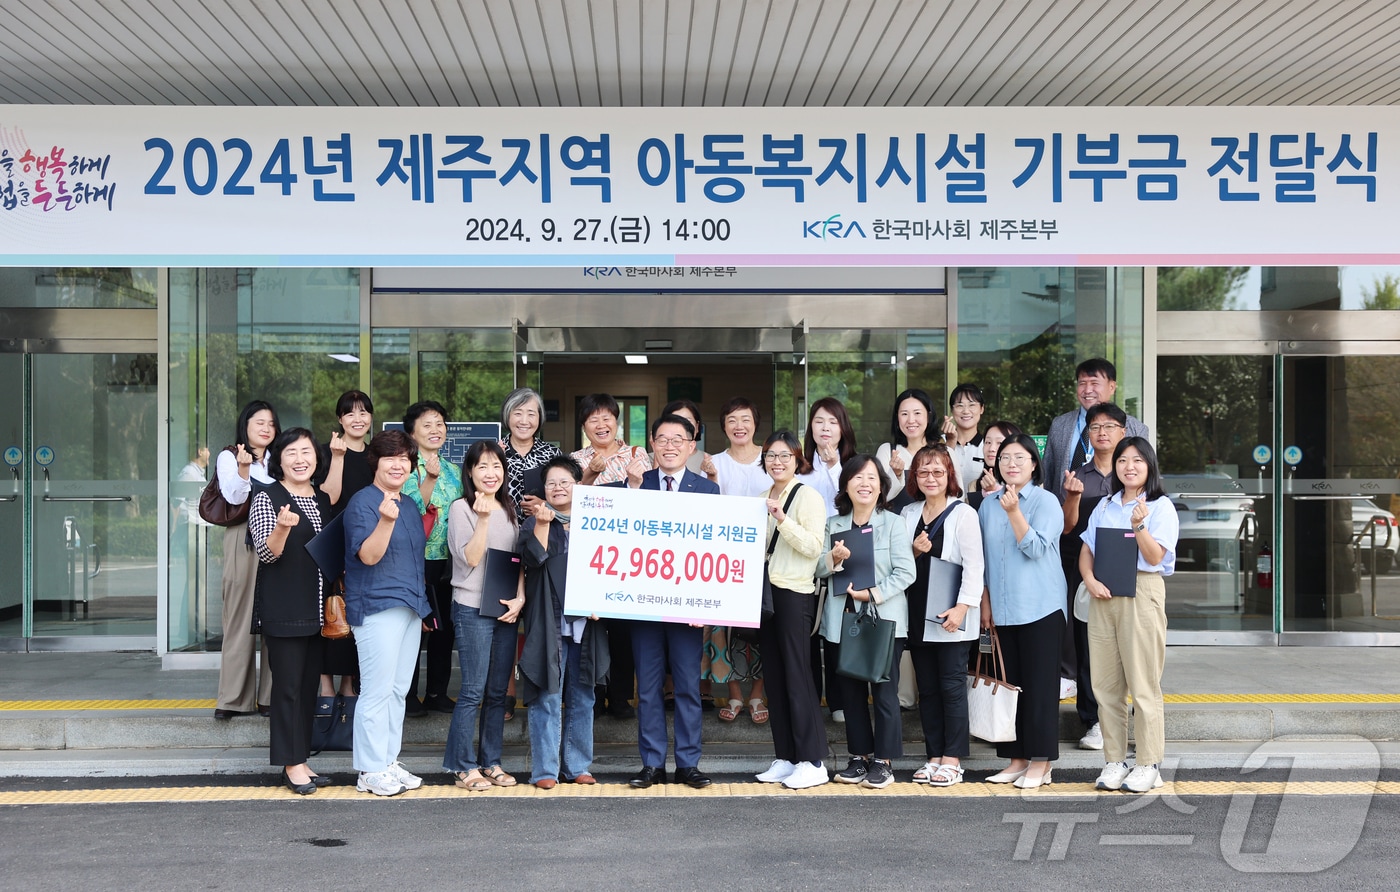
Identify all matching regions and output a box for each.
[564,486,767,627]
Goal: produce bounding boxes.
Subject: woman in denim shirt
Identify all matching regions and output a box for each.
[342,430,431,797]
[978,433,1067,790]
[817,455,917,790]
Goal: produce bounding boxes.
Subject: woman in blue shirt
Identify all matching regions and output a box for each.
[978,433,1066,790]
[343,430,431,797]
[1080,437,1178,795]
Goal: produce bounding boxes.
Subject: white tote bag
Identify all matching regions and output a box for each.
[966,627,1020,743]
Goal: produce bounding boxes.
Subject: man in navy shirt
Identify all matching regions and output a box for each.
[612,414,721,789]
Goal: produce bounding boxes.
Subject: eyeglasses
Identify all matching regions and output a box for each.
[652,435,693,448]
[915,468,948,479]
[544,479,574,490]
[950,401,981,410]
[998,453,1032,466]
[764,452,796,463]
[1088,422,1123,434]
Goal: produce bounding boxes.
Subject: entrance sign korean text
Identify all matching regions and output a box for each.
[1,105,1395,265]
[564,485,766,627]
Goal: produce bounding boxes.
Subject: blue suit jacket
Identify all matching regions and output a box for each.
[605,467,721,496]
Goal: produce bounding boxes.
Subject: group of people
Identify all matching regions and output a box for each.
[209,356,1175,797]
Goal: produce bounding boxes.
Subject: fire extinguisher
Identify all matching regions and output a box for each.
[1256,541,1274,589]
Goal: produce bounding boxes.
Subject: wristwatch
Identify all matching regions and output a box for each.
[1135,522,1147,532]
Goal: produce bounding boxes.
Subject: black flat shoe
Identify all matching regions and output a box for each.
[213,709,247,720]
[404,695,428,718]
[629,766,665,789]
[258,705,271,718]
[282,769,316,795]
[673,767,712,789]
[309,774,333,787]
[421,694,456,715]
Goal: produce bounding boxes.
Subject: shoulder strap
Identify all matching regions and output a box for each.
[923,501,959,543]
[767,482,804,556]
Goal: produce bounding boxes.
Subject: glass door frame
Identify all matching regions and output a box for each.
[1159,307,1400,645]
[0,306,160,652]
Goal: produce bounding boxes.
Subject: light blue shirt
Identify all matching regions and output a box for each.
[1082,491,1178,576]
[978,482,1066,626]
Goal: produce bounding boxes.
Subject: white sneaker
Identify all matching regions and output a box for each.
[1123,763,1163,793]
[755,759,796,783]
[1078,723,1103,750]
[388,761,423,790]
[1059,678,1077,700]
[1095,761,1131,791]
[831,709,845,723]
[357,769,407,797]
[782,761,829,789]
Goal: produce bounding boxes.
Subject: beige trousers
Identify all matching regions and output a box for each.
[216,522,272,712]
[1087,572,1167,766]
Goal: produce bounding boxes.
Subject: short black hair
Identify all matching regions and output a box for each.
[542,454,583,482]
[577,393,620,423]
[335,390,374,419]
[651,414,696,440]
[719,396,761,430]
[1076,358,1117,382]
[762,430,811,476]
[1084,402,1128,427]
[267,428,317,481]
[1111,437,1166,502]
[949,383,985,408]
[992,433,1044,486]
[888,388,936,447]
[366,429,417,473]
[403,400,447,433]
[834,454,890,516]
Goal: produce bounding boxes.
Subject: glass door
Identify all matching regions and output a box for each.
[0,354,23,646]
[1281,354,1400,638]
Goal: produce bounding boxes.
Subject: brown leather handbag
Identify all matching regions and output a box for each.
[321,577,350,639]
[197,446,249,527]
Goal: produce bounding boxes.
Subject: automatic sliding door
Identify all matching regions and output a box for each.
[0,354,23,645]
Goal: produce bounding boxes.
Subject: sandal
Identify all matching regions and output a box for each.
[928,764,964,787]
[912,760,941,784]
[483,765,517,787]
[748,698,769,725]
[718,699,744,722]
[454,770,491,792]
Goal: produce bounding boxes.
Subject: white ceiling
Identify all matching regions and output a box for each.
[2,0,1399,107]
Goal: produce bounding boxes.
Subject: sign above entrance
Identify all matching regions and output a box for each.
[1,105,1394,266]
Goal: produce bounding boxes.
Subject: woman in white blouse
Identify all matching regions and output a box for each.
[875,388,937,500]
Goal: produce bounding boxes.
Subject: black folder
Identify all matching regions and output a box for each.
[923,556,967,633]
[304,512,346,579]
[479,548,523,618]
[521,466,545,499]
[832,525,877,594]
[1094,527,1140,597]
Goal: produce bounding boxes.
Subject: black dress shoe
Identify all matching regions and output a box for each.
[629,766,665,789]
[309,774,333,787]
[609,704,636,720]
[213,709,246,720]
[258,705,271,718]
[422,694,456,715]
[405,695,428,717]
[282,769,316,795]
[673,767,712,789]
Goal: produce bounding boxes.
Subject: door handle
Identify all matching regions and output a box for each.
[42,495,133,502]
[0,467,16,502]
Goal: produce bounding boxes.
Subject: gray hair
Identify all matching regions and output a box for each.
[501,387,546,434]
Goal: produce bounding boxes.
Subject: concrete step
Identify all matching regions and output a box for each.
[5,701,1399,753]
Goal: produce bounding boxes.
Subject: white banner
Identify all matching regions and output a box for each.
[563,485,767,627]
[1,105,1396,266]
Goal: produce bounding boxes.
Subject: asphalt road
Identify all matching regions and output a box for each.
[3,771,1396,891]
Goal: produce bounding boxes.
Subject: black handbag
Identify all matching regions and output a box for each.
[835,599,897,684]
[310,693,356,754]
[734,482,805,645]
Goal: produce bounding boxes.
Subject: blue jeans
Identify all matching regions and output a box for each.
[528,635,597,782]
[443,601,516,773]
[351,606,420,773]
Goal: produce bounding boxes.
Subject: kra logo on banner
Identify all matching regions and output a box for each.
[802,214,866,239]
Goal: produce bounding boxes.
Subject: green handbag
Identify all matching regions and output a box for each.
[835,599,897,684]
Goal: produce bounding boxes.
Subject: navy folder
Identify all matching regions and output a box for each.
[923,557,967,632]
[1094,527,1140,597]
[479,548,523,618]
[832,524,877,594]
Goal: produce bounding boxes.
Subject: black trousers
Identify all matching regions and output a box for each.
[810,637,844,712]
[410,558,454,699]
[264,632,323,766]
[1061,540,1099,727]
[759,587,829,765]
[599,619,636,712]
[908,639,973,759]
[834,637,905,761]
[994,611,1064,763]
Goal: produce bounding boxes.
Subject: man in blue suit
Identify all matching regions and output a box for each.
[610,413,721,789]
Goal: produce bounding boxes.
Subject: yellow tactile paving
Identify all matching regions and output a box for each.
[0,699,217,711]
[3,780,1399,807]
[5,693,1400,712]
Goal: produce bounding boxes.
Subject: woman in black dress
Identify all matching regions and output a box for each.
[250,427,333,794]
[318,390,376,699]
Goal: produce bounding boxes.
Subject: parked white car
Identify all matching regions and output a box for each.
[1352,498,1397,575]
[1162,474,1258,572]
